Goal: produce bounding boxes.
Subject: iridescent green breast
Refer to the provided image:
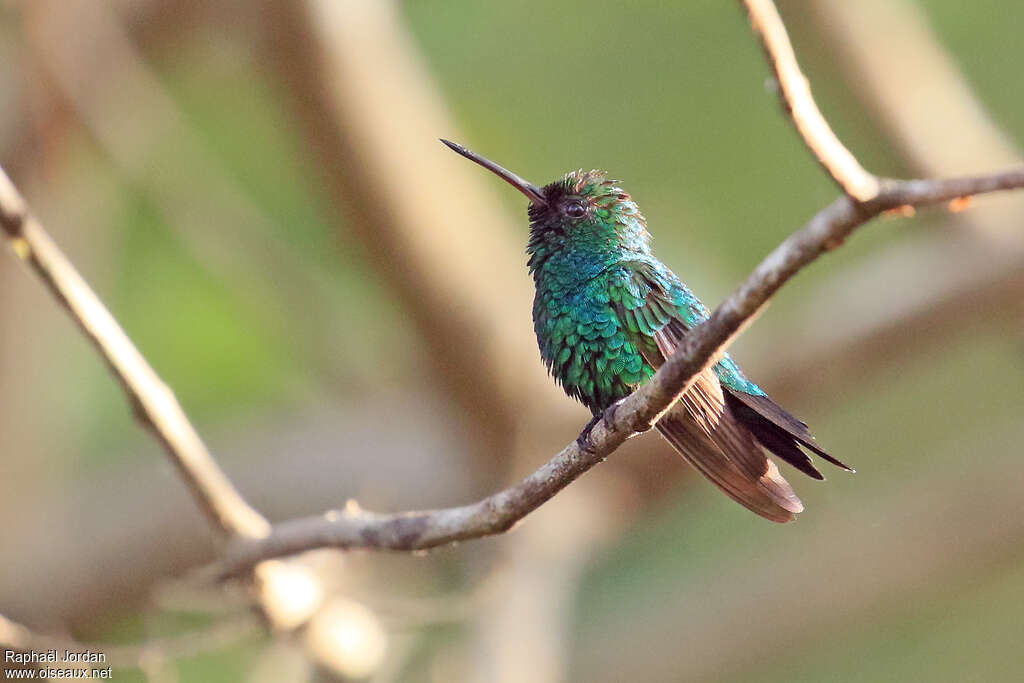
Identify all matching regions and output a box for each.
[534,269,656,414]
[533,260,767,413]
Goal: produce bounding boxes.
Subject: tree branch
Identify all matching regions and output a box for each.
[3,0,1023,594]
[212,169,1024,577]
[0,166,269,540]
[742,0,880,201]
[755,0,1024,401]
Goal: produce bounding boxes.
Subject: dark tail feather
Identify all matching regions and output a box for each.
[742,414,825,480]
[725,390,854,475]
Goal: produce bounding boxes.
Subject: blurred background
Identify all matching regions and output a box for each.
[1,0,1023,681]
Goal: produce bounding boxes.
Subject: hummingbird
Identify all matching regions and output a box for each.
[442,139,852,522]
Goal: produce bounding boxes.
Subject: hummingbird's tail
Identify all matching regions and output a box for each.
[725,390,854,477]
[655,370,804,523]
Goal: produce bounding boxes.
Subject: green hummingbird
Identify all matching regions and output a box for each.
[442,140,852,522]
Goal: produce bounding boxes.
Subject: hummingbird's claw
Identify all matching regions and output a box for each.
[577,398,633,454]
[576,415,602,454]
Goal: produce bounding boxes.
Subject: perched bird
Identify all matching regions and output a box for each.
[443,139,853,522]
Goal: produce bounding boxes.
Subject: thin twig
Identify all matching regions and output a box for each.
[0,166,269,540]
[742,0,880,201]
[211,169,1024,576]
[755,0,1024,399]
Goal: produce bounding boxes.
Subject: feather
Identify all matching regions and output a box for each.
[726,391,854,473]
[646,298,850,479]
[648,328,803,522]
[657,403,801,523]
[603,260,846,521]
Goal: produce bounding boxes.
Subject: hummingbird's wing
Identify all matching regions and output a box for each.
[618,259,852,477]
[613,262,804,522]
[651,317,803,522]
[656,407,802,522]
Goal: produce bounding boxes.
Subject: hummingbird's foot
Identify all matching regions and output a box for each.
[577,398,633,453]
[576,415,602,454]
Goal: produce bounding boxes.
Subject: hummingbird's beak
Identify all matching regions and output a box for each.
[441,139,548,206]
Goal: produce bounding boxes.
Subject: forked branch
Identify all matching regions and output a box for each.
[1,0,1021,589]
[742,0,880,201]
[211,167,1024,577]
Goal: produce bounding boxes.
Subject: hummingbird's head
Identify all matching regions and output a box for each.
[441,140,652,276]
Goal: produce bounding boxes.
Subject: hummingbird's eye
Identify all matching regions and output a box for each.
[565,201,587,218]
